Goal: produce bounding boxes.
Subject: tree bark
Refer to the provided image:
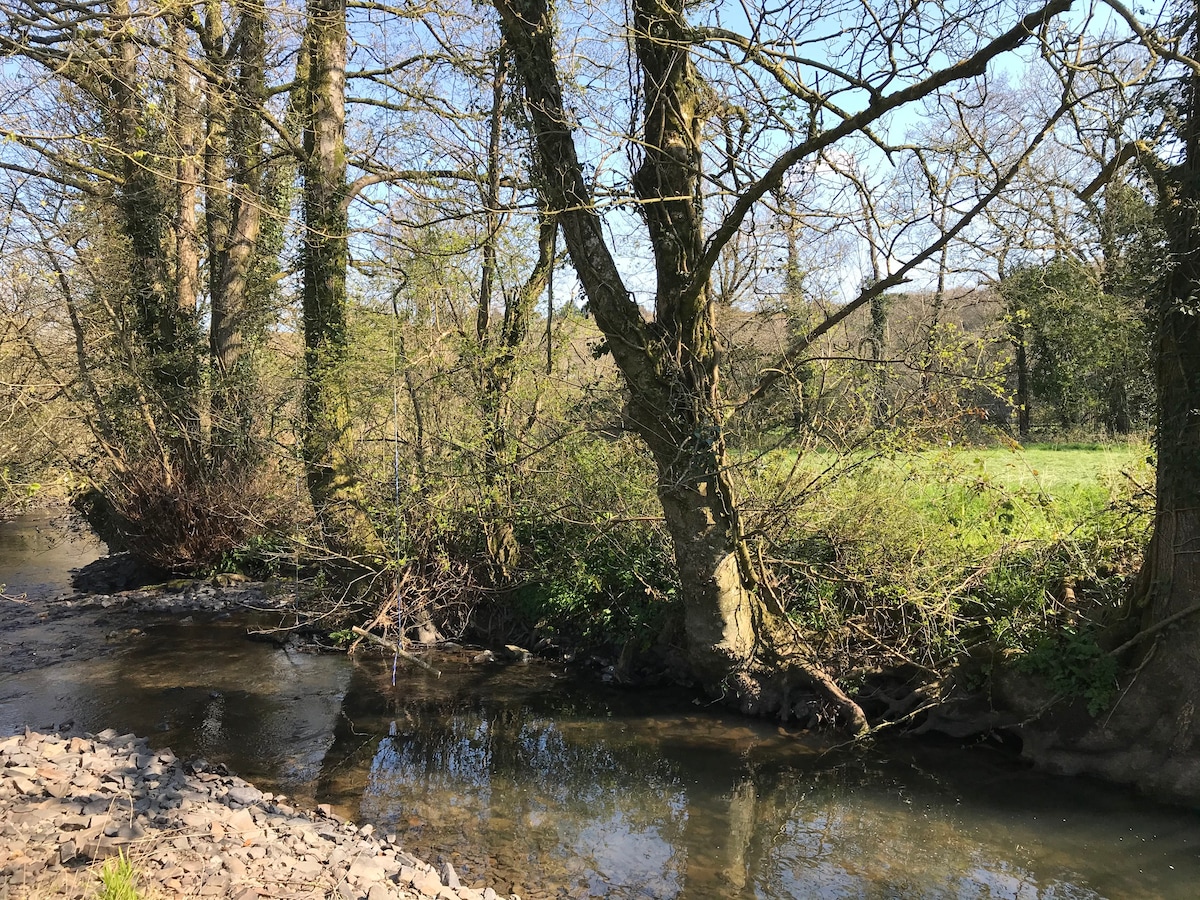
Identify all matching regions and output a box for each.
[300,0,379,556]
[109,0,201,465]
[494,0,866,729]
[209,0,266,450]
[170,8,200,354]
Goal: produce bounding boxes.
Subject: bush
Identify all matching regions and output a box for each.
[76,461,300,574]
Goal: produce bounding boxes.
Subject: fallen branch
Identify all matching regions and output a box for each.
[1107,600,1200,659]
[350,626,441,677]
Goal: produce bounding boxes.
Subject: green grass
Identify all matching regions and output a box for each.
[746,442,1154,671]
[97,853,143,900]
[933,443,1150,493]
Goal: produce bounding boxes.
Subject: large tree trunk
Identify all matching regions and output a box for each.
[494,0,867,731]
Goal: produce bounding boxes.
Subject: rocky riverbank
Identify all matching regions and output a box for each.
[1,728,514,900]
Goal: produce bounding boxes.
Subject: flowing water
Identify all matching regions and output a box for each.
[2,513,1199,898]
[0,509,108,600]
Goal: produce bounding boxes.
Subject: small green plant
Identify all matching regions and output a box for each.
[97,851,142,900]
[328,628,357,646]
[1016,626,1120,716]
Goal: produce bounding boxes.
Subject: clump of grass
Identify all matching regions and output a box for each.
[97,852,142,900]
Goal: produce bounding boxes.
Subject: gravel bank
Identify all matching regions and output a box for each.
[1,728,514,900]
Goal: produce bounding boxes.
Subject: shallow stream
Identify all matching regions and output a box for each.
[2,513,1199,898]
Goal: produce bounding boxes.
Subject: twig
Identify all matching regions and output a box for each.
[1107,600,1200,658]
[350,626,441,677]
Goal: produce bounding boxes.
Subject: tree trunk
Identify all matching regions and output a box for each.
[494,0,867,731]
[109,0,200,466]
[170,9,200,356]
[300,0,379,556]
[209,0,266,455]
[1013,319,1031,441]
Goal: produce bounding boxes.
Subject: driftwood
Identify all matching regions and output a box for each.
[350,626,441,677]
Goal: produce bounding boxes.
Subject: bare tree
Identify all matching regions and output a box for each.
[493,0,1082,728]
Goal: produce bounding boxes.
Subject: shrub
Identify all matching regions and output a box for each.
[75,461,300,574]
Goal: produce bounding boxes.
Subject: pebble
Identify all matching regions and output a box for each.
[0,729,519,899]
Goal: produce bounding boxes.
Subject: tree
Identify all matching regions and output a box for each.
[999,256,1151,435]
[493,0,1080,728]
[296,0,389,557]
[1021,0,1200,800]
[0,0,295,565]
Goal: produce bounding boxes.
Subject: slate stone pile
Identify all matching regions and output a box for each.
[0,729,514,900]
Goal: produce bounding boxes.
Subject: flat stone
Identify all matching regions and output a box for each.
[222,853,247,877]
[225,784,261,805]
[412,868,445,897]
[44,779,72,799]
[225,807,257,835]
[348,856,387,881]
[293,857,323,879]
[199,873,230,895]
[11,776,41,796]
[58,839,78,864]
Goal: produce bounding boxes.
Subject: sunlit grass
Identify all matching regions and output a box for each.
[741,441,1154,665]
[97,853,143,900]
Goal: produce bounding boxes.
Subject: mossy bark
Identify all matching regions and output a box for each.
[300,0,380,557]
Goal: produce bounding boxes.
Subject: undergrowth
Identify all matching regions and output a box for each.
[749,442,1152,702]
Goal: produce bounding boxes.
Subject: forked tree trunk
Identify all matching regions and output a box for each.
[495,0,867,731]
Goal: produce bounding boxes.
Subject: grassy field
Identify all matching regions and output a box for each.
[923,442,1151,493]
[745,441,1154,663]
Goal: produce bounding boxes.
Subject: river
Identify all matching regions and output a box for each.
[1,511,1198,898]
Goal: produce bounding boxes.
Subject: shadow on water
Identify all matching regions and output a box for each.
[3,514,1200,899]
[0,510,108,600]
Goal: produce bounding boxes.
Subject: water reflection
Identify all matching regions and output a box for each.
[6,625,1192,899]
[0,620,351,804]
[312,656,1200,899]
[0,510,107,599]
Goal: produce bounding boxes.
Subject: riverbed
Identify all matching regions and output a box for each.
[2,512,1199,898]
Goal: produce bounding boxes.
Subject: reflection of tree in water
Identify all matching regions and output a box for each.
[314,658,1181,899]
[316,659,690,897]
[104,623,350,799]
[710,762,1113,900]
